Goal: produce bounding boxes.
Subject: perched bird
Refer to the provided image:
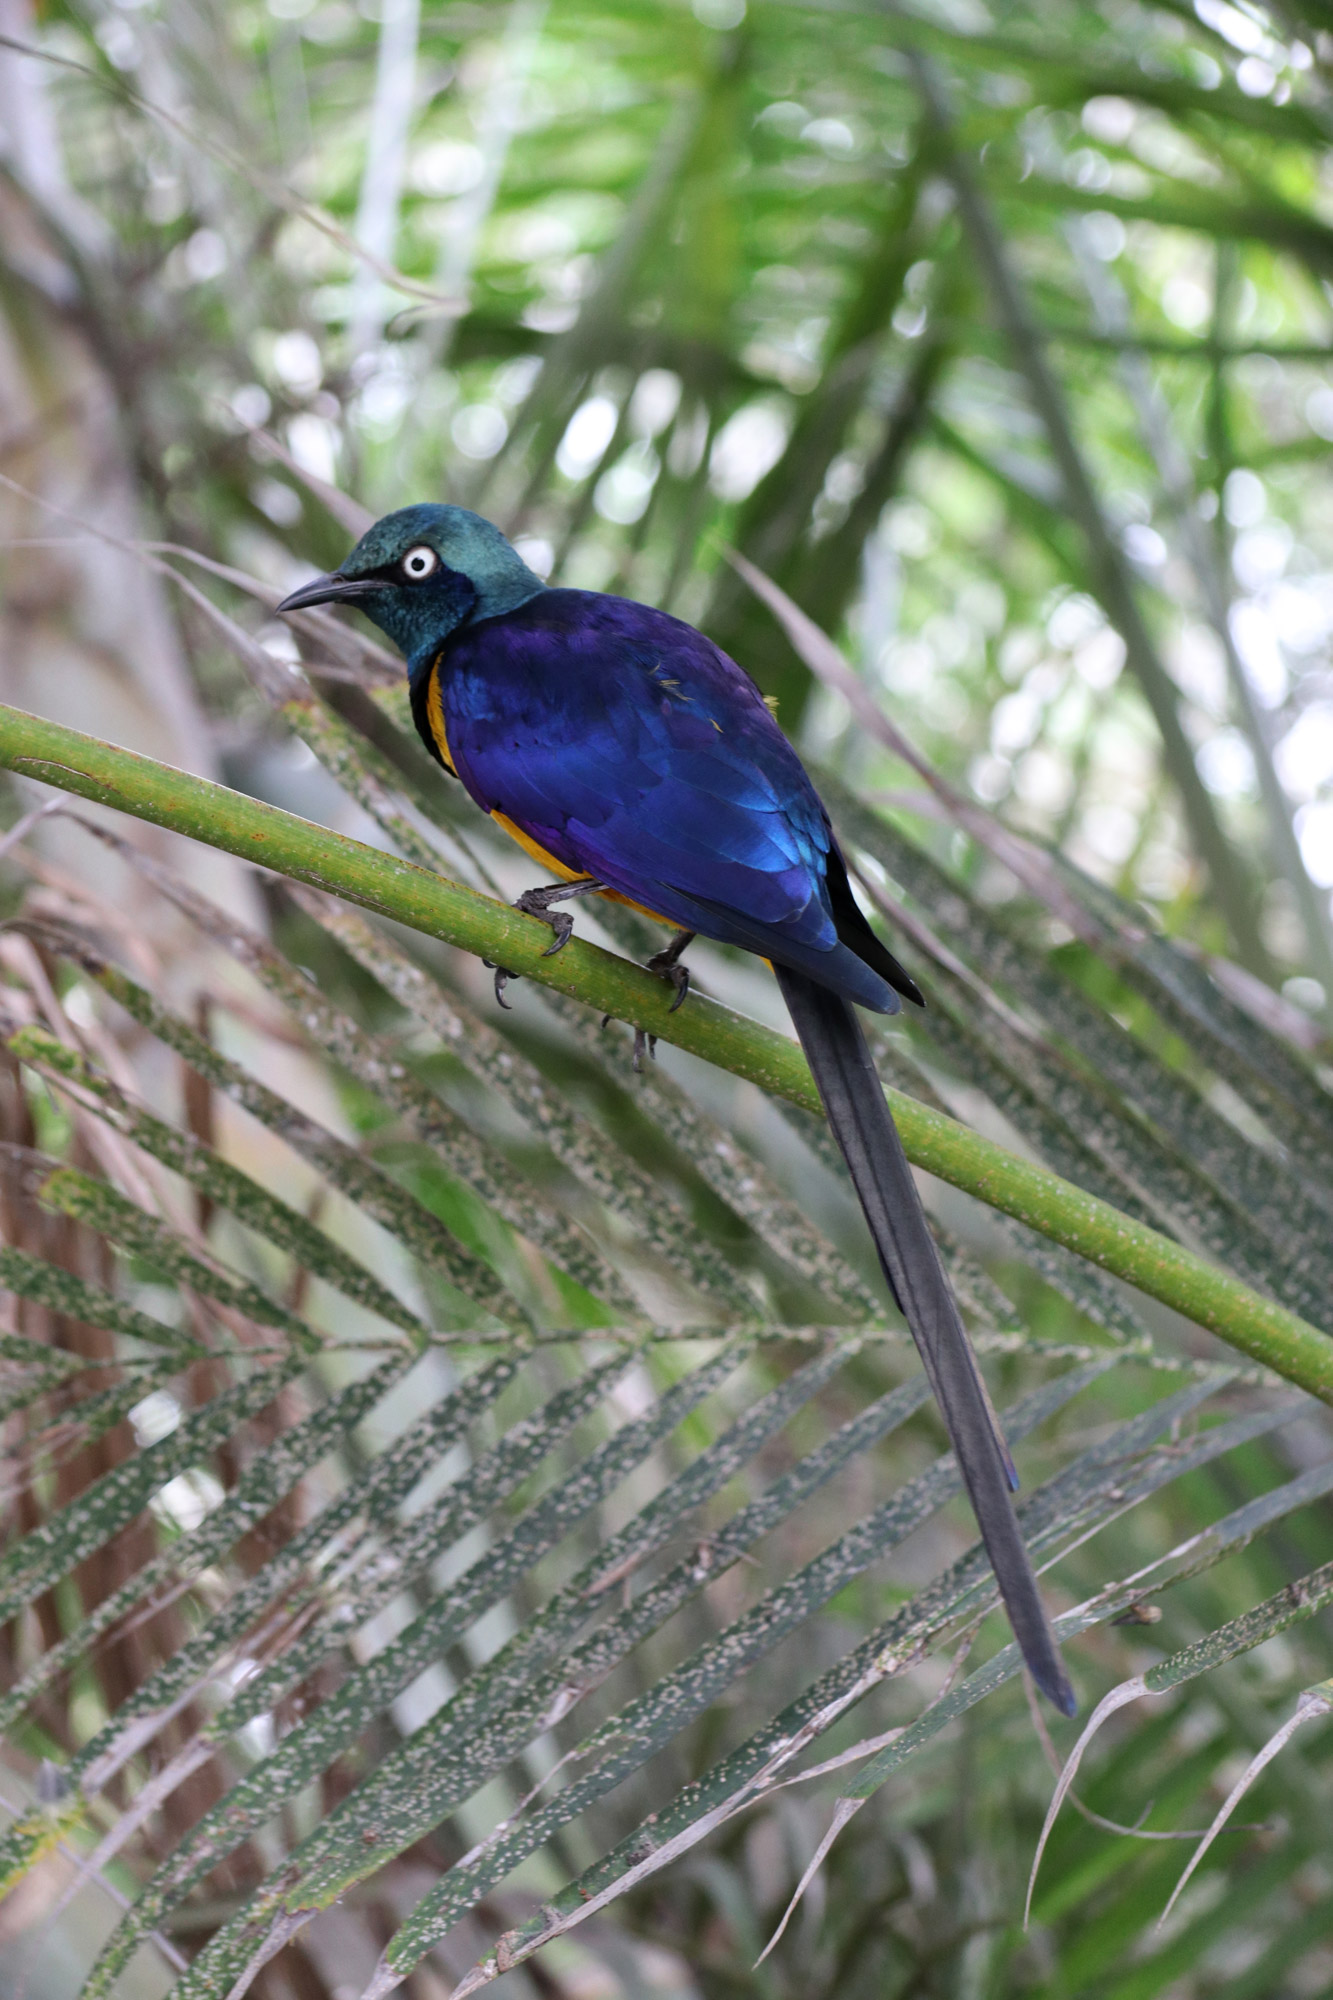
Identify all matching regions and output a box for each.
[279,503,1076,1715]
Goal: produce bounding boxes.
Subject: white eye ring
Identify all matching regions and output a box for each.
[402,545,439,580]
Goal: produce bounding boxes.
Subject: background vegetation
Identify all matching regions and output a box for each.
[2,0,1333,1995]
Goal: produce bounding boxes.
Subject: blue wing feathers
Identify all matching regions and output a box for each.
[437,589,913,1012]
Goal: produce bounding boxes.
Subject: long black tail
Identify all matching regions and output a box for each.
[776,964,1076,1716]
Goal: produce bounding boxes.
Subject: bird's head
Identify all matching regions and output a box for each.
[276,503,545,670]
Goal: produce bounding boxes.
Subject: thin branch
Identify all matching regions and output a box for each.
[0,701,1331,1402]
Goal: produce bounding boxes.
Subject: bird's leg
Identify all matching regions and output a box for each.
[627,931,694,1065]
[486,877,606,1009]
[645,929,695,1013]
[597,924,691,1071]
[513,876,606,956]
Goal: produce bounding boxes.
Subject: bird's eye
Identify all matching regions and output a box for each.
[401,546,439,581]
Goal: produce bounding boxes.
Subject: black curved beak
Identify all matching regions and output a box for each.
[275,572,381,616]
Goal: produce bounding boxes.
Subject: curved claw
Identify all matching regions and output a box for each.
[539,911,574,957]
[483,959,519,1009]
[597,1016,657,1069]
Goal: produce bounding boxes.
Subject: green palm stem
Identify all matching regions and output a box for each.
[2,699,1331,1404]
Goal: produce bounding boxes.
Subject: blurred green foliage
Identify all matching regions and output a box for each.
[2,2,1333,1996]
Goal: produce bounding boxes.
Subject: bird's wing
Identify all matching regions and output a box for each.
[441,592,843,956]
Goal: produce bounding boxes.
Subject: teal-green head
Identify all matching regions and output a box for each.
[275,503,545,674]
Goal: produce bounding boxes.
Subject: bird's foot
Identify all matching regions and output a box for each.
[513,888,574,957]
[599,1013,656,1072]
[649,959,690,1012]
[513,877,605,957]
[483,960,519,1009]
[645,929,695,1014]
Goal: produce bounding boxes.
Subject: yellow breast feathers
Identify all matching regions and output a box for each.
[424,660,457,777]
